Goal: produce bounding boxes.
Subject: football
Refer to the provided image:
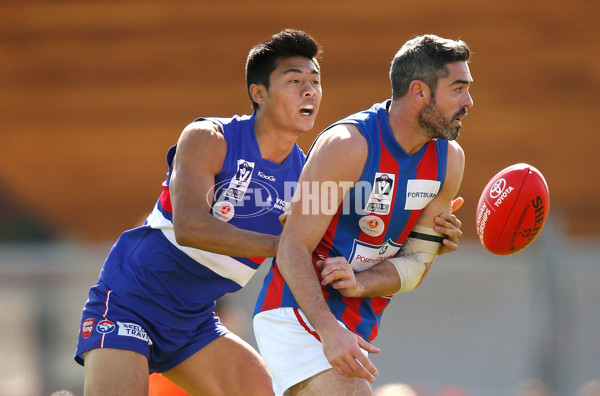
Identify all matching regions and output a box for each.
[475,163,550,255]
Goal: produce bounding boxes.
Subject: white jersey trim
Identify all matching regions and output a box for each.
[146,205,267,287]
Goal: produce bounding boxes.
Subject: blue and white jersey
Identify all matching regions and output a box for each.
[111,113,305,296]
[76,113,306,371]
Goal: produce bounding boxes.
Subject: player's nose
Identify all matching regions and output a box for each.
[302,81,319,97]
[463,91,474,108]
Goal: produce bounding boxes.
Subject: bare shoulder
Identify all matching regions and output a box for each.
[447,140,465,168]
[175,120,226,174]
[302,124,368,183]
[310,123,368,160]
[179,120,225,147]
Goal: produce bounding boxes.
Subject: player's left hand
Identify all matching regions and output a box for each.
[435,197,464,255]
[320,324,380,382]
[316,257,360,297]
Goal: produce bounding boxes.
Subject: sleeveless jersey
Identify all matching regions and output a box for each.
[142,113,305,293]
[254,100,448,341]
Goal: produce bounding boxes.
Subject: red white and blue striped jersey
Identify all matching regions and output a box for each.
[144,113,306,293]
[254,100,448,341]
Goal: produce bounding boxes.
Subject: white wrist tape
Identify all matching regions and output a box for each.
[389,225,444,293]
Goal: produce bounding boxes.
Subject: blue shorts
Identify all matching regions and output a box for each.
[74,227,232,373]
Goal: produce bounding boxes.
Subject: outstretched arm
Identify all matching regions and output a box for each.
[169,120,278,257]
[276,124,380,383]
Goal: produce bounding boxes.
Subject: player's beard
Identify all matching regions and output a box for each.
[418,96,465,141]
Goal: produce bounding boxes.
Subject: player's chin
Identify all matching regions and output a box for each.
[296,119,316,133]
[442,128,460,141]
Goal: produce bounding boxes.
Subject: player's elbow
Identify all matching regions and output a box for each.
[172,221,195,247]
[172,216,209,249]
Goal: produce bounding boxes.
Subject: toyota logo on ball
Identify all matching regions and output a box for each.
[489,178,506,199]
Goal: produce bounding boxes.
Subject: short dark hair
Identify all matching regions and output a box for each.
[245,29,321,109]
[390,34,470,99]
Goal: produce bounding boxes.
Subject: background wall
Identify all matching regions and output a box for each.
[1,1,599,395]
[1,0,599,241]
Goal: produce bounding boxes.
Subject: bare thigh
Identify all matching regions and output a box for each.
[290,368,373,396]
[163,332,274,396]
[83,348,149,396]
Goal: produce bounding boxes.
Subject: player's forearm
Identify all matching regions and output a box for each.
[277,242,339,333]
[173,214,277,257]
[353,261,402,297]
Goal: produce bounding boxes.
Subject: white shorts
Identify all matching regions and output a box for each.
[253,307,367,396]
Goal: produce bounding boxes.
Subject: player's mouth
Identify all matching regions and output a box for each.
[299,103,316,117]
[453,110,467,125]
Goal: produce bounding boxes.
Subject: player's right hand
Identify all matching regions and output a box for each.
[320,324,380,382]
[316,257,360,297]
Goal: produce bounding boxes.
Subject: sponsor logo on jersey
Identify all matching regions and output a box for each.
[96,319,115,334]
[212,200,235,222]
[258,171,276,182]
[404,179,441,210]
[358,215,385,237]
[117,321,152,345]
[365,172,395,214]
[81,318,94,339]
[224,159,255,201]
[273,198,289,212]
[348,239,402,272]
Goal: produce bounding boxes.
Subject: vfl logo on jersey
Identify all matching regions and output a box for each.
[96,319,115,334]
[404,179,441,210]
[81,318,94,339]
[348,239,402,272]
[117,321,153,345]
[365,172,395,215]
[358,215,385,237]
[212,200,235,222]
[224,159,255,201]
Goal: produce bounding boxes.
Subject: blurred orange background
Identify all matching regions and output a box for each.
[1,0,598,242]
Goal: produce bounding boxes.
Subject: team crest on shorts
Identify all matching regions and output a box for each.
[81,318,95,339]
[96,319,116,334]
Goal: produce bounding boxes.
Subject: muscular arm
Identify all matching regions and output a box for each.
[276,125,380,382]
[320,140,466,297]
[169,121,278,257]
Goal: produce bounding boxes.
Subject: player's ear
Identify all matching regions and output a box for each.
[249,84,267,106]
[409,80,430,103]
